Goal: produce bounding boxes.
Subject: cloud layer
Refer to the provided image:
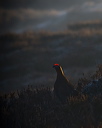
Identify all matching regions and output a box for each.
[0,0,102,33]
[0,0,81,9]
[1,2,102,24]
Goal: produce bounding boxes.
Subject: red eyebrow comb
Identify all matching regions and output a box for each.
[54,64,60,66]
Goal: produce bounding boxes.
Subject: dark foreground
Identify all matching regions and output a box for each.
[0,87,102,128]
[1,65,102,128]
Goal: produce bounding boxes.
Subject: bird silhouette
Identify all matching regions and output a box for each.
[53,64,78,103]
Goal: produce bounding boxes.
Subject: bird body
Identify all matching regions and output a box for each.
[53,64,78,103]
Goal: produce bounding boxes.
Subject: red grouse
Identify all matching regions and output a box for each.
[53,64,78,103]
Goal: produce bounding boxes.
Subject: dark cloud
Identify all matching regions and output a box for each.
[0,0,85,10]
[0,0,102,34]
[0,8,69,33]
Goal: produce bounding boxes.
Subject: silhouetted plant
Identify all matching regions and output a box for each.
[0,78,102,128]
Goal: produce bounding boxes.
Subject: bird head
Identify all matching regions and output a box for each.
[53,64,60,68]
[53,64,64,75]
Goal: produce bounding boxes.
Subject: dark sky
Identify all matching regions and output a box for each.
[0,0,85,9]
[0,0,102,34]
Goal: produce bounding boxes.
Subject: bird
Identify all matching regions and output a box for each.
[53,64,78,103]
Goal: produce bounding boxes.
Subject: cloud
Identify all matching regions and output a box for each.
[0,8,69,33]
[0,8,68,22]
[81,1,102,13]
[0,0,102,34]
[87,2,102,12]
[0,4,102,24]
[0,0,80,10]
